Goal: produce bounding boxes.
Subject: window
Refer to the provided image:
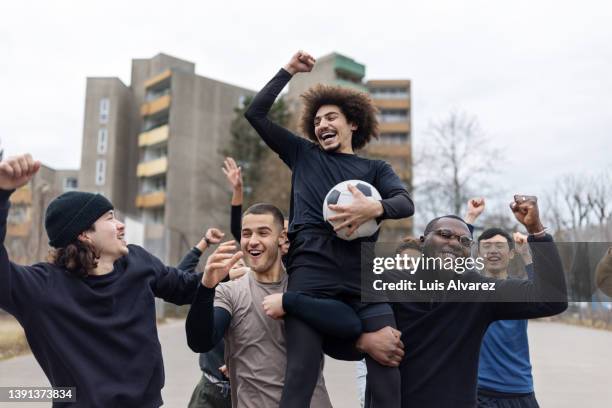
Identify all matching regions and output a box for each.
[99,98,110,124]
[8,205,28,224]
[145,87,170,102]
[378,109,409,123]
[95,159,106,186]
[380,133,409,144]
[63,177,78,191]
[142,144,168,162]
[238,94,247,108]
[97,128,108,154]
[370,88,409,99]
[140,176,166,194]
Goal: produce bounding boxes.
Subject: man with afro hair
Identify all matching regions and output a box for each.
[245,50,414,408]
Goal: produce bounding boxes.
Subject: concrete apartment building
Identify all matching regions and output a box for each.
[79,53,254,265]
[6,166,78,265]
[286,52,413,239]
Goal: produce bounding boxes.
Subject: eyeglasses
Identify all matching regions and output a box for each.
[431,228,473,247]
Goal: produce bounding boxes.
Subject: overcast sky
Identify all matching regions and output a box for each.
[1,0,610,203]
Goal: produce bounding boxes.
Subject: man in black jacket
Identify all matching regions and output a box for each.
[0,154,207,407]
[392,195,568,408]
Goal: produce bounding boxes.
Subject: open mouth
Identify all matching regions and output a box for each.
[319,131,337,143]
[487,256,501,262]
[248,249,263,260]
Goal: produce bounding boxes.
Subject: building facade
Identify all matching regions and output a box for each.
[79,53,254,265]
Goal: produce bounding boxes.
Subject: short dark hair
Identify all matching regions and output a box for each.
[243,203,285,231]
[396,237,422,254]
[48,225,99,278]
[478,228,514,250]
[423,215,471,236]
[299,85,379,150]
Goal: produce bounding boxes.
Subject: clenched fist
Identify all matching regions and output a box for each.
[283,50,316,75]
[0,154,41,190]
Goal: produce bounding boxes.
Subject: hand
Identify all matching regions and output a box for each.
[464,197,485,224]
[509,195,544,234]
[283,50,316,75]
[195,228,225,252]
[229,265,249,280]
[262,293,285,319]
[222,157,242,190]
[0,154,41,190]
[327,184,383,237]
[219,364,228,378]
[512,232,532,264]
[202,241,243,288]
[356,326,404,367]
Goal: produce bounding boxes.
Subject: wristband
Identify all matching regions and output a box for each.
[529,227,549,238]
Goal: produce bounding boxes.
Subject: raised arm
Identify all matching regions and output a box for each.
[186,241,243,352]
[0,155,42,316]
[244,51,315,167]
[222,157,243,241]
[487,195,567,320]
[176,228,225,272]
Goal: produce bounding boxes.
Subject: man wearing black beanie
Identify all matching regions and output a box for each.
[0,154,219,407]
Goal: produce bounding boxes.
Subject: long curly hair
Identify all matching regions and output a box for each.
[48,230,99,278]
[299,85,379,150]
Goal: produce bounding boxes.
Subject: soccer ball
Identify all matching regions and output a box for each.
[323,180,382,241]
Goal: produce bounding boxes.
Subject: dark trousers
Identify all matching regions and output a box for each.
[188,373,232,408]
[477,389,540,408]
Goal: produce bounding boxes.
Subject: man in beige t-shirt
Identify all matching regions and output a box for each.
[186,203,332,408]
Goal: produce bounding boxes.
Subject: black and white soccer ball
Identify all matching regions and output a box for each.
[323,180,382,241]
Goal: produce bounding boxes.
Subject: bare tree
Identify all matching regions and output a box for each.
[587,170,612,240]
[544,170,611,240]
[414,110,504,228]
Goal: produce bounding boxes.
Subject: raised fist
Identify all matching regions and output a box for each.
[284,50,316,75]
[510,195,544,234]
[465,197,485,224]
[0,154,41,191]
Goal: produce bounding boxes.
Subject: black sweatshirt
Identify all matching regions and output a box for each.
[244,68,414,237]
[392,235,568,408]
[0,190,201,408]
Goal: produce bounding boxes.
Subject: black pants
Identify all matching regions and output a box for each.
[188,374,231,408]
[477,389,540,408]
[280,300,400,408]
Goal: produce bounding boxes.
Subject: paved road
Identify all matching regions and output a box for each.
[0,320,610,407]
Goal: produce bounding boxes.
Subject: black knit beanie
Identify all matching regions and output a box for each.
[45,191,114,248]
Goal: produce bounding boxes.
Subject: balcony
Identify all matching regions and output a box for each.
[10,187,32,205]
[373,98,410,110]
[334,54,365,79]
[7,222,31,237]
[379,122,411,134]
[137,157,168,178]
[138,124,169,147]
[135,191,166,208]
[140,94,171,117]
[333,79,369,93]
[144,69,171,90]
